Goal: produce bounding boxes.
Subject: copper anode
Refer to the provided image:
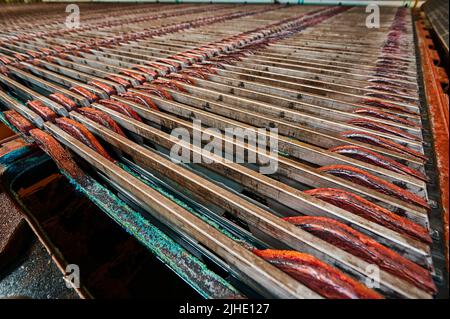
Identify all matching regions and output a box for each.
[318,165,430,209]
[253,249,383,299]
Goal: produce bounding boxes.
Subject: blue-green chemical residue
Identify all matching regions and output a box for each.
[3,154,242,299]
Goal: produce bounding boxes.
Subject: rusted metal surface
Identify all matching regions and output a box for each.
[416,14,449,270]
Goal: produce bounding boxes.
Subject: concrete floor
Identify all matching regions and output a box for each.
[0,237,79,299]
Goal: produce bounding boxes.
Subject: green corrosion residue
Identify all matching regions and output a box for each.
[64,170,243,299]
